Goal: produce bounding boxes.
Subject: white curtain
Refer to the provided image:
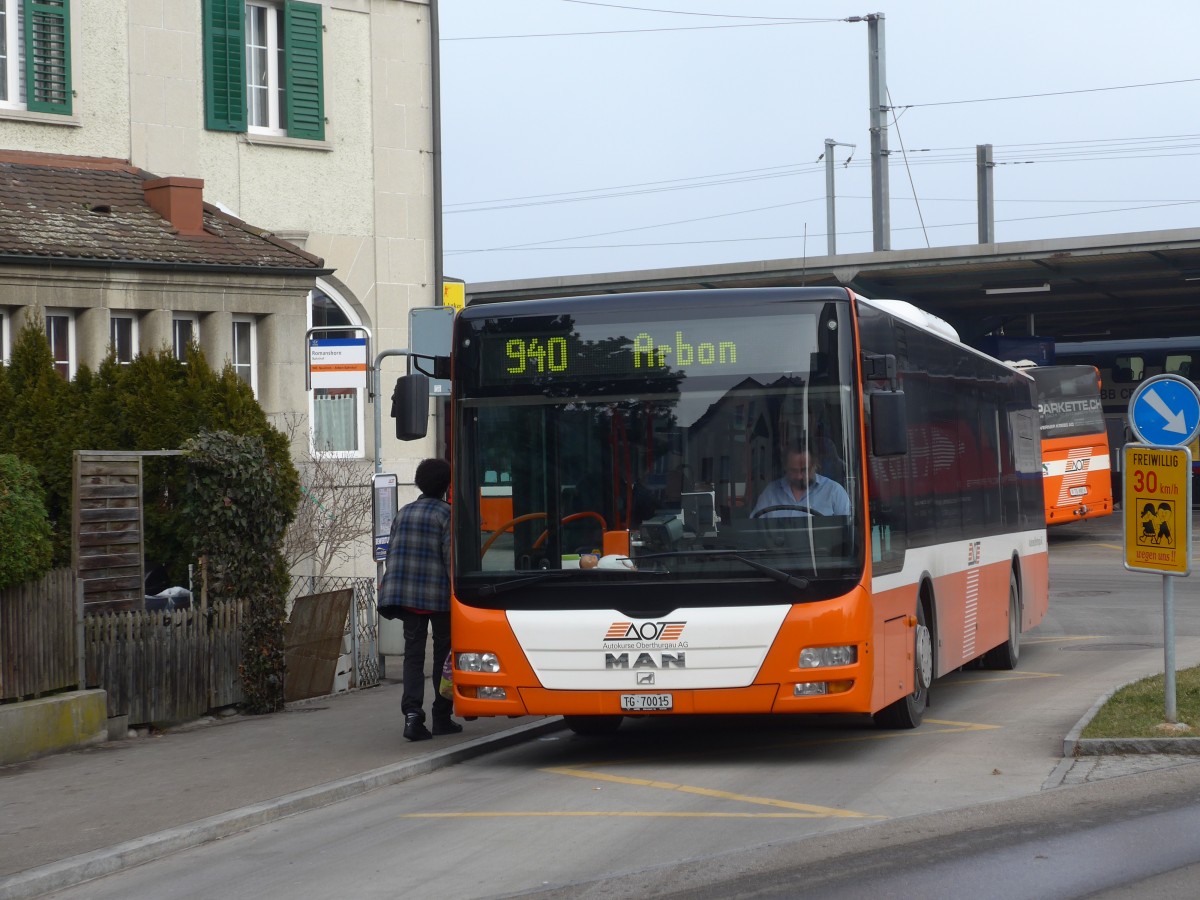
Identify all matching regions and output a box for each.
[313,390,358,452]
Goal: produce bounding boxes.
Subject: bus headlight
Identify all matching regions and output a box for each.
[457,652,501,673]
[794,680,853,696]
[799,646,857,668]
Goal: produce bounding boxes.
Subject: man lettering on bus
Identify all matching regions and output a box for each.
[752,444,851,518]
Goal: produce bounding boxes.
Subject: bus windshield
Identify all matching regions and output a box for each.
[452,293,864,607]
[1028,365,1106,439]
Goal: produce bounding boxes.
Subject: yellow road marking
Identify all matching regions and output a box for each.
[401,811,863,819]
[781,718,1001,749]
[400,713,1021,822]
[540,766,881,818]
[922,718,1001,730]
[947,671,1062,684]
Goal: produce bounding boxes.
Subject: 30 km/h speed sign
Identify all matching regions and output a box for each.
[1124,444,1192,575]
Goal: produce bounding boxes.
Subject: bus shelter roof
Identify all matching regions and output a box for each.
[465,227,1200,346]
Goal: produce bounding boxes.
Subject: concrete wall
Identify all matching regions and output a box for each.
[0,691,108,765]
[0,265,313,423]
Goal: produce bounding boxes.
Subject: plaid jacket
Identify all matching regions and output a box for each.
[378,495,451,613]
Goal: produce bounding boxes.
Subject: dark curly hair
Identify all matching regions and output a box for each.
[415,458,451,499]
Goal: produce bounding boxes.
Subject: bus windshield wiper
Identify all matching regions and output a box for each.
[632,549,809,589]
[475,571,574,597]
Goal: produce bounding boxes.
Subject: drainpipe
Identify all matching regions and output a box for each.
[431,0,443,302]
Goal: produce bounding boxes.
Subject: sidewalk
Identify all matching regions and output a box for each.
[0,678,561,899]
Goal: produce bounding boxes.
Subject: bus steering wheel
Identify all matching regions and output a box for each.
[751,505,817,518]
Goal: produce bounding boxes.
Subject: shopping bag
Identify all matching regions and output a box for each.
[439,653,454,699]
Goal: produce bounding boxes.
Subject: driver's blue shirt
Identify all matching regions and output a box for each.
[751,474,851,518]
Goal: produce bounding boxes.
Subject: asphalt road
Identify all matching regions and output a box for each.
[49,514,1200,899]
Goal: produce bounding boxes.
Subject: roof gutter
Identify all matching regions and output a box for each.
[0,254,333,277]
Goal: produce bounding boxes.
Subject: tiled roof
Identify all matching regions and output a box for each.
[0,151,325,271]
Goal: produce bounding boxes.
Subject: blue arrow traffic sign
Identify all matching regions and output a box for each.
[1129,374,1200,447]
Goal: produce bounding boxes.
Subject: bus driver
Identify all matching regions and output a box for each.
[752,444,851,518]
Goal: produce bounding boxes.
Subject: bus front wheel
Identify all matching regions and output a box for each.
[873,600,932,730]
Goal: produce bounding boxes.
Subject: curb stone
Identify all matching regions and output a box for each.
[0,717,565,900]
[1062,683,1200,758]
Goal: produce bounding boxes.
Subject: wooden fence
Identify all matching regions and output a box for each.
[4,572,366,724]
[85,601,244,723]
[73,451,148,612]
[0,569,79,702]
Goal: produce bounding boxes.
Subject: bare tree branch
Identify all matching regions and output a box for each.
[276,413,373,575]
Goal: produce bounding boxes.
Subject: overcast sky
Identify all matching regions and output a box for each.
[438,1,1199,285]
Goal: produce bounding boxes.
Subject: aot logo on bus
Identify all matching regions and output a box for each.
[604,621,686,643]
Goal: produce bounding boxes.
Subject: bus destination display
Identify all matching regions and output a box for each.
[479,318,809,383]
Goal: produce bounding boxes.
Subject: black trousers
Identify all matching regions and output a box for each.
[399,609,452,721]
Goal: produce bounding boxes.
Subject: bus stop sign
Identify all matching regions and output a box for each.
[1128,374,1200,447]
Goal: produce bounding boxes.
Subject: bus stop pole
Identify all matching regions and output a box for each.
[371,348,411,681]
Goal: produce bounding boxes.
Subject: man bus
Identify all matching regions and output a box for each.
[401,287,1048,734]
[1024,365,1113,525]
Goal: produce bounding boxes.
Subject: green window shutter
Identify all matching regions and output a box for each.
[284,1,324,141]
[203,0,247,132]
[23,0,71,115]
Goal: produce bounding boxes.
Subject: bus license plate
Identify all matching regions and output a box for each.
[621,693,672,711]
[1069,486,1088,497]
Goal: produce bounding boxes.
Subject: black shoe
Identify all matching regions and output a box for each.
[403,713,432,741]
[432,717,464,735]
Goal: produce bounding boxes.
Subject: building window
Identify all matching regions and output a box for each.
[0,0,72,115]
[245,1,283,134]
[232,315,256,391]
[45,309,74,379]
[202,0,324,141]
[310,283,363,457]
[110,314,137,364]
[173,315,197,361]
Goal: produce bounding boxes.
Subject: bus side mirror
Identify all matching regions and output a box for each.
[870,391,908,456]
[392,373,430,440]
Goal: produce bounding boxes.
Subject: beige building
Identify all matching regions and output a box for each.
[1,0,442,577]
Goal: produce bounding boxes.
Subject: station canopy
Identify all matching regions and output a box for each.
[465,228,1200,347]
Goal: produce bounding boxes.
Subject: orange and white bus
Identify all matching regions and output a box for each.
[428,287,1048,734]
[1025,365,1113,526]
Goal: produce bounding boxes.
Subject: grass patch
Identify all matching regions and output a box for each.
[1081,665,1200,738]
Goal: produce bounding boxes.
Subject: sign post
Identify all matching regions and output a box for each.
[1124,374,1200,724]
